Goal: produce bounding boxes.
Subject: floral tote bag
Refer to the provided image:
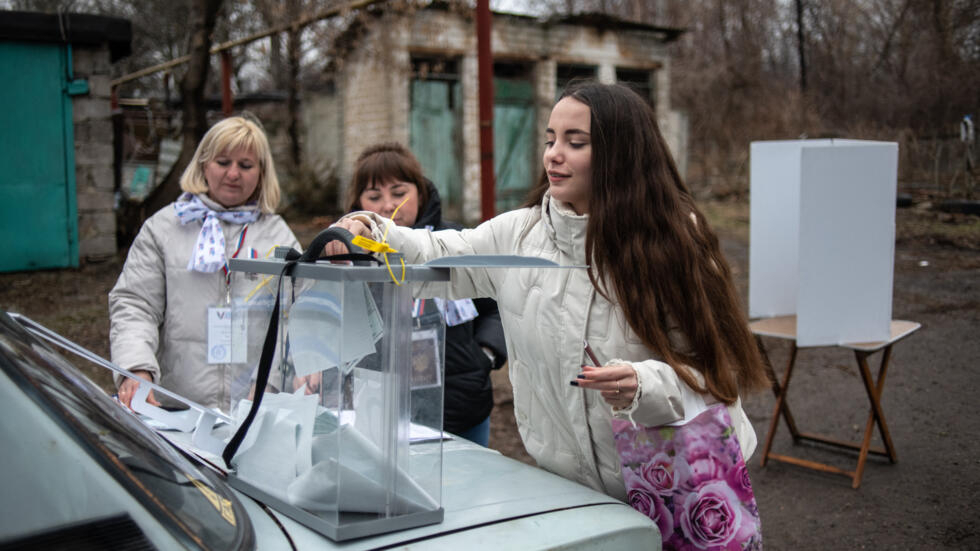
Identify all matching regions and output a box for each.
[611,399,763,550]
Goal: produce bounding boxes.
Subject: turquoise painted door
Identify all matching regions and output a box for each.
[0,42,79,271]
[493,78,535,214]
[410,79,462,221]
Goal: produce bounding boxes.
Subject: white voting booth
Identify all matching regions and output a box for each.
[749,139,899,346]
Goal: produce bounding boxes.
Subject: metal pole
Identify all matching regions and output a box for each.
[477,0,495,221]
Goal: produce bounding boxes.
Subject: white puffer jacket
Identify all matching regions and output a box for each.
[109,194,299,411]
[344,193,757,500]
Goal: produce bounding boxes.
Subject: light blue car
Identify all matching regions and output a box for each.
[0,311,660,550]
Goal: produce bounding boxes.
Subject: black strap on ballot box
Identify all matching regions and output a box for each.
[221,227,376,468]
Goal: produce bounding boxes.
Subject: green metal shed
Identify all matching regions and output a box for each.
[0,11,130,272]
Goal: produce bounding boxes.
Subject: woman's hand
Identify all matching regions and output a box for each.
[117,370,161,409]
[293,372,322,395]
[324,218,372,257]
[574,363,638,409]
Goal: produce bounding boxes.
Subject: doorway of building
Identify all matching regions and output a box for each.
[410,57,463,222]
[0,42,78,272]
[493,62,536,214]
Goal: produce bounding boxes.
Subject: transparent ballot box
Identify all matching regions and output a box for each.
[225,256,449,541]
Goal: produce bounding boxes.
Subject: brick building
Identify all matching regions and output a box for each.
[309,6,686,224]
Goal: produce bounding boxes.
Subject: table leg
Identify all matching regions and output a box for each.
[757,336,802,437]
[760,341,799,467]
[852,346,898,488]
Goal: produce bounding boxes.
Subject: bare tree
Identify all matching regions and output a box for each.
[140,0,224,217]
[795,0,806,92]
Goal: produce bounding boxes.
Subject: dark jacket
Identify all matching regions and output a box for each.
[412,181,507,433]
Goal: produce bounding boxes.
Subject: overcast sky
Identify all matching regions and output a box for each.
[490,0,541,16]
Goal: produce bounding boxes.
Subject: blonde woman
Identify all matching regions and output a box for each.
[110,116,299,410]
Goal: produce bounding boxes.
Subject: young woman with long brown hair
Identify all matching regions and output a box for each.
[328,81,768,500]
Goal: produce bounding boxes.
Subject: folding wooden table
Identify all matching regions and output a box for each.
[750,315,921,488]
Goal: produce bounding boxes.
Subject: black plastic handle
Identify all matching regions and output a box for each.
[285,226,379,265]
[302,227,356,262]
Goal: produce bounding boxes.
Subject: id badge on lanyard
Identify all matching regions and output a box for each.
[207,226,251,364]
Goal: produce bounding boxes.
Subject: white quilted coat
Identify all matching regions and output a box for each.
[344,193,757,500]
[109,194,299,410]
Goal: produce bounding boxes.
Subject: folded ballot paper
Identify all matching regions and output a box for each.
[230,388,437,515]
[287,423,437,514]
[287,280,383,378]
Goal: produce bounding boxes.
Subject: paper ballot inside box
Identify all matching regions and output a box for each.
[288,280,382,378]
[288,423,437,514]
[231,391,436,515]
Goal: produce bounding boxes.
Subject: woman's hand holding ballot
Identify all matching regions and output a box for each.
[117,370,161,408]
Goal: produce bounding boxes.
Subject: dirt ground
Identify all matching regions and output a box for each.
[1,203,978,549]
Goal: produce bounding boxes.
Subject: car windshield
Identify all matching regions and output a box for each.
[0,314,253,550]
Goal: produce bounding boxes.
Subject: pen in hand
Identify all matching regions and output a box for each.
[577,340,634,406]
[572,341,602,387]
[584,340,601,366]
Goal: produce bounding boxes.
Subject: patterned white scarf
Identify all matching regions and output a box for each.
[174,193,260,272]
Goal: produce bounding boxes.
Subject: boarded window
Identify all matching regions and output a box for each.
[616,68,656,111]
[556,64,597,100]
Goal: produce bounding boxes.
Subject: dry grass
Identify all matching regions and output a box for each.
[897,207,980,251]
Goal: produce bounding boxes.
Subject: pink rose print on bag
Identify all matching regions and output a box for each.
[613,404,763,550]
[627,486,674,537]
[632,451,686,495]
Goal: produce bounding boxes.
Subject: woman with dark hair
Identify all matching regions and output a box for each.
[328,82,768,499]
[346,142,508,446]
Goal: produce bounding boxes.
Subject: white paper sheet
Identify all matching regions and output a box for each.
[230,390,319,500]
[288,280,379,377]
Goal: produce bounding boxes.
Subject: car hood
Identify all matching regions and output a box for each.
[162,429,629,550]
[268,440,629,550]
